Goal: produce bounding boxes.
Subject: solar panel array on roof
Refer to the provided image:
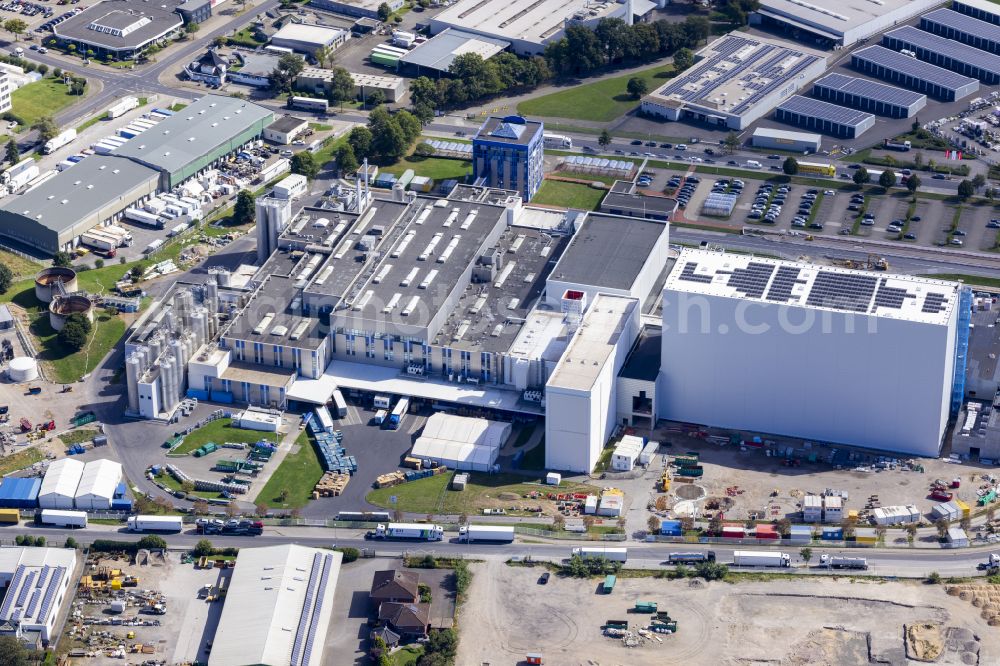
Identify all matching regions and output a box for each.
[775,95,874,128]
[812,72,925,107]
[883,25,1000,82]
[722,262,776,299]
[766,266,807,303]
[805,271,879,313]
[923,291,951,314]
[922,8,1000,50]
[873,278,915,311]
[678,262,714,284]
[852,44,980,89]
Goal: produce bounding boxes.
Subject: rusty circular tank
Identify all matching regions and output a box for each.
[48,294,94,332]
[34,266,78,304]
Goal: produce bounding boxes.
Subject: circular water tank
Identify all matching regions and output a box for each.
[49,294,95,332]
[8,356,38,382]
[34,266,78,304]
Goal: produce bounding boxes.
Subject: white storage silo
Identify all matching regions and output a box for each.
[7,357,38,382]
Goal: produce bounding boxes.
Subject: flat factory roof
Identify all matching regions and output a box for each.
[884,25,1000,75]
[208,545,341,666]
[924,7,1000,43]
[600,191,677,217]
[852,45,979,91]
[113,95,273,176]
[225,274,325,350]
[53,0,184,49]
[756,0,939,40]
[0,156,158,234]
[547,294,637,392]
[267,115,309,133]
[812,72,926,108]
[549,213,667,291]
[271,22,347,47]
[751,126,822,143]
[776,95,875,129]
[399,28,509,73]
[0,547,76,632]
[644,32,825,119]
[665,248,961,326]
[432,0,622,46]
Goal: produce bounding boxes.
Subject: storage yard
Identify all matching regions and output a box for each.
[458,560,1000,665]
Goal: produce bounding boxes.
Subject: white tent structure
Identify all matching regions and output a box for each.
[38,458,85,509]
[74,459,123,510]
[411,413,511,471]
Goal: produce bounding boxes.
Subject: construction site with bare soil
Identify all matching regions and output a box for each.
[459,560,999,665]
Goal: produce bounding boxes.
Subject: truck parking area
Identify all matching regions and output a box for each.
[458,560,997,665]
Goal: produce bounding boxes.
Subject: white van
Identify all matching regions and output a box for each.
[745,160,762,169]
[12,47,23,57]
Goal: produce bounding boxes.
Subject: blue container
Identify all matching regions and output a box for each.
[114,482,127,498]
[821,527,843,540]
[111,498,133,511]
[659,520,683,536]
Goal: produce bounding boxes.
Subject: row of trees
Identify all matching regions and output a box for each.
[339,105,422,168]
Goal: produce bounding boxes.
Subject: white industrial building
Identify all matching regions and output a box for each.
[751,127,822,153]
[947,527,970,548]
[871,504,920,526]
[545,294,640,473]
[410,413,511,471]
[610,435,643,471]
[37,459,85,510]
[802,494,822,522]
[269,23,348,54]
[209,544,341,666]
[73,459,123,511]
[752,0,945,46]
[0,546,79,644]
[822,495,843,523]
[659,249,963,458]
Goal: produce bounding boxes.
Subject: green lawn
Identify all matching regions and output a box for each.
[157,471,224,500]
[921,273,1000,288]
[382,156,472,182]
[391,645,424,666]
[517,63,674,122]
[58,429,99,446]
[0,249,41,279]
[172,417,278,455]
[532,180,605,210]
[11,78,79,126]
[33,312,126,384]
[255,430,325,509]
[75,115,104,133]
[228,28,267,48]
[0,448,43,476]
[169,103,188,112]
[366,471,597,515]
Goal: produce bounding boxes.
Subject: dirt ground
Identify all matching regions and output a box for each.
[57,551,226,665]
[458,560,999,666]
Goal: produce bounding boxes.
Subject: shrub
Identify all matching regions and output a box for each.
[334,546,359,563]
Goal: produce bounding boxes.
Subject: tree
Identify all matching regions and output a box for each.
[0,263,12,294]
[232,190,255,225]
[841,517,857,539]
[906,173,921,194]
[5,138,17,165]
[271,53,305,94]
[185,21,200,34]
[129,265,143,280]
[372,635,392,666]
[626,76,648,99]
[958,179,975,199]
[70,78,86,96]
[973,173,987,191]
[799,547,812,564]
[325,67,355,105]
[708,513,723,535]
[647,515,661,534]
[193,539,214,557]
[213,36,226,49]
[34,536,45,547]
[335,143,358,174]
[64,536,78,549]
[138,535,168,550]
[32,116,58,144]
[905,523,918,544]
[278,488,290,503]
[3,18,26,42]
[413,142,435,158]
[53,251,74,268]
[782,157,799,176]
[694,561,728,581]
[255,503,269,518]
[934,517,950,540]
[395,110,421,145]
[928,571,942,584]
[672,47,694,71]
[377,1,391,21]
[598,129,612,149]
[852,167,870,186]
[776,518,791,536]
[365,89,385,108]
[192,499,210,515]
[348,126,373,160]
[879,169,896,189]
[58,313,92,351]
[181,480,195,494]
[225,502,240,518]
[913,151,923,168]
[0,635,28,666]
[723,131,739,155]
[314,44,333,69]
[290,151,319,179]
[552,514,565,531]
[368,105,408,161]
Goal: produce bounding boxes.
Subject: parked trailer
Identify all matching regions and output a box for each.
[386,397,409,430]
[40,509,88,528]
[459,525,515,543]
[331,389,347,418]
[667,551,716,564]
[819,554,868,570]
[373,410,388,425]
[366,523,444,541]
[125,207,164,228]
[373,394,391,409]
[44,128,77,154]
[5,164,39,192]
[80,230,118,252]
[572,547,628,562]
[127,515,183,532]
[732,550,791,567]
[106,96,139,119]
[3,157,35,184]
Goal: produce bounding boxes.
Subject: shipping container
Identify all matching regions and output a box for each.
[603,574,616,593]
[0,508,20,523]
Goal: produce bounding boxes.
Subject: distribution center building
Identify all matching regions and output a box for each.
[851,45,980,102]
[921,9,1000,57]
[658,248,965,458]
[750,127,822,153]
[811,73,926,119]
[752,0,943,47]
[774,95,875,138]
[640,33,827,131]
[882,25,1000,85]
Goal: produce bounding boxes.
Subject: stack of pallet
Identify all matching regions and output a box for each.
[375,471,405,488]
[314,472,350,497]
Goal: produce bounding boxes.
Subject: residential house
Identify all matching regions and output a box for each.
[369,569,419,604]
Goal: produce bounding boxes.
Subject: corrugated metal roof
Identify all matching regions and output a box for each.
[38,459,84,500]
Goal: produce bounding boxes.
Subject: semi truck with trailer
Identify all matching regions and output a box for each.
[80,230,119,252]
[127,515,183,533]
[366,523,444,541]
[883,139,912,152]
[386,397,409,430]
[459,525,515,543]
[2,158,39,193]
[571,547,629,562]
[44,128,77,154]
[40,509,87,528]
[667,551,716,565]
[819,555,868,570]
[732,551,791,567]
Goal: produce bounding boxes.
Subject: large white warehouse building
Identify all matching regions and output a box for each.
[73,459,123,510]
[37,458,85,509]
[658,249,964,457]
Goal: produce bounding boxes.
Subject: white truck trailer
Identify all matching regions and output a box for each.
[44,128,77,154]
[571,547,629,562]
[366,523,444,541]
[40,509,88,528]
[127,515,183,533]
[80,230,119,252]
[125,207,164,228]
[106,96,139,119]
[819,554,868,570]
[459,525,515,543]
[732,550,791,567]
[3,161,39,192]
